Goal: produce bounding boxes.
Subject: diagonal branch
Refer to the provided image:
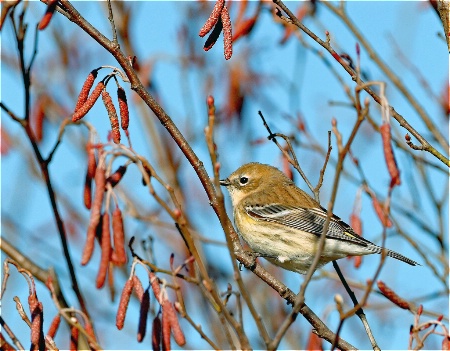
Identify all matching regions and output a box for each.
[52,1,357,348]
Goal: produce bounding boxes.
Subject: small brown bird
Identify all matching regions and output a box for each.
[220,163,419,274]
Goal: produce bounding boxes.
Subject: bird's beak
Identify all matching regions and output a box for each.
[219,178,231,186]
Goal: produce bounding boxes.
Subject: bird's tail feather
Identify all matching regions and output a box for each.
[367,244,419,266]
[386,249,420,266]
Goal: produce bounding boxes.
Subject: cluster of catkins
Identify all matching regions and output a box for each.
[72,68,186,348]
[199,0,233,60]
[80,142,128,289]
[72,68,129,144]
[116,270,186,349]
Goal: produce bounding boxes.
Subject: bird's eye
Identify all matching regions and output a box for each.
[239,176,249,185]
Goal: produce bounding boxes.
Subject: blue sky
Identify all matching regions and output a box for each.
[1,1,448,349]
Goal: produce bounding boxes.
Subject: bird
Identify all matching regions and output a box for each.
[220,162,419,274]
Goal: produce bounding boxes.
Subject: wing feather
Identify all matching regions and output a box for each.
[245,204,372,248]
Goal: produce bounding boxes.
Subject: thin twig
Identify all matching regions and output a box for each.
[106,0,118,45]
[313,131,333,197]
[332,261,380,351]
[13,296,32,327]
[258,111,315,194]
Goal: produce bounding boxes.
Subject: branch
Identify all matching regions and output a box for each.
[4,6,91,324]
[235,249,356,350]
[332,261,380,351]
[53,2,356,348]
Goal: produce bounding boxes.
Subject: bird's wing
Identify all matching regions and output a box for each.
[245,204,373,248]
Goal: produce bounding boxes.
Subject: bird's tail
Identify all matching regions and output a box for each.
[386,249,420,266]
[367,244,420,266]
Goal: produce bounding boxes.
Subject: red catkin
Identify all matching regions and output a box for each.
[350,212,363,268]
[132,275,145,301]
[106,165,127,188]
[377,281,410,310]
[96,212,111,289]
[137,288,150,342]
[47,314,61,339]
[92,165,106,212]
[161,302,171,351]
[29,295,43,351]
[83,142,97,210]
[69,326,78,351]
[281,152,293,181]
[199,0,225,37]
[108,261,115,301]
[72,81,104,122]
[203,19,223,52]
[83,177,92,210]
[305,329,323,351]
[279,22,296,45]
[444,83,450,116]
[232,16,257,42]
[116,279,134,330]
[1,127,12,155]
[0,332,14,350]
[84,320,96,343]
[111,207,127,265]
[163,300,186,346]
[102,90,121,144]
[28,292,38,310]
[221,6,233,60]
[380,123,401,187]
[442,335,450,350]
[32,98,45,142]
[350,213,362,236]
[38,0,58,30]
[149,271,161,303]
[353,255,362,269]
[28,294,38,332]
[152,315,162,351]
[74,70,99,113]
[117,87,129,131]
[371,196,392,228]
[81,166,106,265]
